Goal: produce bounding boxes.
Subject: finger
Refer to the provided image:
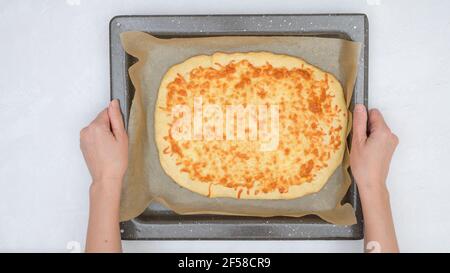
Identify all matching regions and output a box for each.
[352,104,368,144]
[92,108,110,128]
[368,108,390,133]
[108,99,126,139]
[79,127,88,148]
[391,132,399,147]
[80,126,88,138]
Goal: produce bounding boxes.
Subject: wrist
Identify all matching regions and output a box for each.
[357,183,390,204]
[89,179,122,201]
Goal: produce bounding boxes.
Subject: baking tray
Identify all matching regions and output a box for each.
[110,14,368,240]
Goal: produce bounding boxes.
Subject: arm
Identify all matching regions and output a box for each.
[350,104,399,253]
[80,99,128,253]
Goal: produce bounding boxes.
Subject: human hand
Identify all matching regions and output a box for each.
[350,104,399,194]
[350,104,400,253]
[80,99,128,191]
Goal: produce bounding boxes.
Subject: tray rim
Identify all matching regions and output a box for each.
[110,13,368,241]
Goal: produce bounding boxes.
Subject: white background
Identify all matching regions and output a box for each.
[1,0,449,252]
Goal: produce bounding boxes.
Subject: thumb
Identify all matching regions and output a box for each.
[108,99,126,139]
[352,104,367,145]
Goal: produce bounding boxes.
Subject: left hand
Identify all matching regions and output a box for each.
[80,99,128,190]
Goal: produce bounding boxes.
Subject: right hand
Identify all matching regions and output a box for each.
[350,104,399,193]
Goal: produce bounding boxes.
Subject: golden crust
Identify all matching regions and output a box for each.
[155,52,347,199]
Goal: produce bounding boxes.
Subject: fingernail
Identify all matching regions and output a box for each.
[109,99,117,109]
[355,104,365,113]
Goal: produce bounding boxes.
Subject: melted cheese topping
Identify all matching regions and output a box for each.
[157,53,347,198]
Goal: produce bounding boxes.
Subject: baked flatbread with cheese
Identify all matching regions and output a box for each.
[155,52,347,199]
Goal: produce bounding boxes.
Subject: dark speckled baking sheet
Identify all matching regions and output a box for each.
[110,14,368,240]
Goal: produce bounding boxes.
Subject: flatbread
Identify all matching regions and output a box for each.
[155,52,347,199]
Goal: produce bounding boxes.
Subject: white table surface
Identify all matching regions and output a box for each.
[1,0,449,253]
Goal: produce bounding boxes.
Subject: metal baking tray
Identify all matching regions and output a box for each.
[110,14,368,240]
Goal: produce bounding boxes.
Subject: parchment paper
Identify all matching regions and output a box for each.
[119,32,361,225]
